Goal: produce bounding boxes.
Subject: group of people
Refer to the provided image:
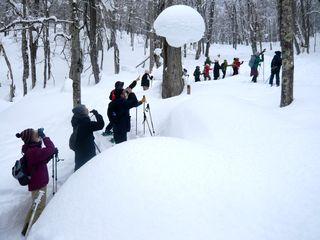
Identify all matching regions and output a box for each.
[193,56,244,81]
[15,50,282,236]
[193,51,282,86]
[15,71,153,236]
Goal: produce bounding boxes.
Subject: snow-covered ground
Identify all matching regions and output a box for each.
[1,34,320,240]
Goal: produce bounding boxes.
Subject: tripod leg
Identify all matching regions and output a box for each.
[147,105,155,134]
[136,107,138,135]
[55,156,58,194]
[52,158,55,196]
[143,103,146,135]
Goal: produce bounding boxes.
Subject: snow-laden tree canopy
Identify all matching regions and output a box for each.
[153,5,205,48]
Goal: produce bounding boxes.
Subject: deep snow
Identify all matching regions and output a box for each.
[0,33,320,240]
[154,5,205,48]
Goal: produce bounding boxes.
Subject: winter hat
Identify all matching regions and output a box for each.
[275,51,281,55]
[115,81,124,90]
[72,104,87,115]
[114,88,123,99]
[16,128,34,144]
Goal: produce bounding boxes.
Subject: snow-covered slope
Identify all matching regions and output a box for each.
[1,34,320,240]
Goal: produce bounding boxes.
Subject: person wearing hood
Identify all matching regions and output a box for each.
[269,51,282,87]
[16,128,56,236]
[213,60,222,80]
[232,58,244,75]
[203,64,212,80]
[108,88,145,144]
[193,66,201,82]
[71,105,104,171]
[220,60,229,78]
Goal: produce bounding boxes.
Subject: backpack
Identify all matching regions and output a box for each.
[248,55,256,68]
[12,155,30,186]
[69,126,79,151]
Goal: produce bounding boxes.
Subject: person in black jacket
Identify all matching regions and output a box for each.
[213,60,221,80]
[141,70,153,91]
[193,66,201,82]
[108,88,145,144]
[71,105,105,171]
[269,51,282,87]
[103,78,139,136]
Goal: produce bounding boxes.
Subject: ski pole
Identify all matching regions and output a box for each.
[25,190,45,237]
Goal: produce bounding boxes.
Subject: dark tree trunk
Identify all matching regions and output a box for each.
[195,40,202,60]
[21,0,29,96]
[162,39,183,99]
[29,26,37,89]
[88,0,100,83]
[205,1,215,57]
[43,0,51,88]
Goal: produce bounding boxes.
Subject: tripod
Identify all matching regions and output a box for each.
[142,103,155,136]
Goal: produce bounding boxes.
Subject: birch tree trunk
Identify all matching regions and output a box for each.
[278,0,294,107]
[69,0,82,107]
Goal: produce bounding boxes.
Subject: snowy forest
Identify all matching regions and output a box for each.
[1,0,320,239]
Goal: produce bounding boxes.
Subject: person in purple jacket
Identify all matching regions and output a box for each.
[16,128,56,236]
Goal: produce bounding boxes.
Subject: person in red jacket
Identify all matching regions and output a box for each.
[203,64,212,80]
[16,128,56,236]
[232,58,244,75]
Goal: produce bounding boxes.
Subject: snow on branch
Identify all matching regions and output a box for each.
[0,17,73,33]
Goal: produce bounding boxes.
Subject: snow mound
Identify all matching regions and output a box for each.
[154,5,205,48]
[29,137,227,240]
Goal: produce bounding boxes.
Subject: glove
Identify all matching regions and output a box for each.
[90,109,98,116]
[141,95,146,103]
[54,147,59,155]
[37,128,46,138]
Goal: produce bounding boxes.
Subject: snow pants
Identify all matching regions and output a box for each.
[232,67,239,75]
[22,186,47,236]
[269,70,280,86]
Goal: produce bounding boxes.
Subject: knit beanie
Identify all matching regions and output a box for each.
[114,88,123,99]
[72,104,87,115]
[16,128,34,144]
[115,81,124,90]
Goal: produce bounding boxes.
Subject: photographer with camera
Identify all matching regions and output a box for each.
[103,77,140,136]
[108,87,146,144]
[249,49,266,83]
[16,128,57,236]
[70,105,104,171]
